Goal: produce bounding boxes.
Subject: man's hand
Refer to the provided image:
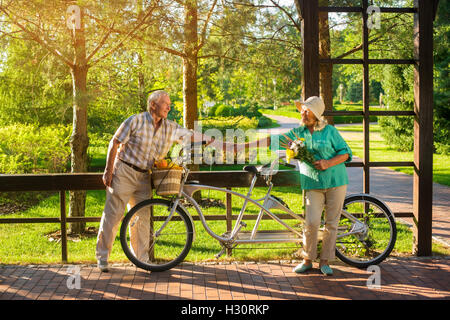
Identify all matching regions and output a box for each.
[103,169,113,188]
[103,138,120,188]
[313,159,330,171]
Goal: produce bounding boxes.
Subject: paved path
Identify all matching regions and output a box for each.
[261,114,450,246]
[1,258,449,301]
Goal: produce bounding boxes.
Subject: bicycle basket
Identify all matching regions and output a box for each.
[151,167,183,196]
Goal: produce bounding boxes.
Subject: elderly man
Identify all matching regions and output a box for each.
[96,90,215,272]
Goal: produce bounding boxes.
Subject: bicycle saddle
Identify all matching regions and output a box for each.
[243,165,261,175]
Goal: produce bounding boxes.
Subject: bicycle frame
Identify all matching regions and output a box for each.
[181,182,304,244]
[161,151,372,249]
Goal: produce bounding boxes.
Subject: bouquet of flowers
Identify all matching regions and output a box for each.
[280,134,315,165]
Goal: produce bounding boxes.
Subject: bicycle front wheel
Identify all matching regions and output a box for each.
[120,198,194,272]
[335,194,397,268]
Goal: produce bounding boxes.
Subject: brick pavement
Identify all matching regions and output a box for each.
[1,257,449,301]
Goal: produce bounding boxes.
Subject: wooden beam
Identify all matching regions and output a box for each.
[319,6,416,13]
[369,161,415,167]
[368,111,415,116]
[0,170,301,191]
[60,191,68,262]
[413,0,434,256]
[300,0,320,99]
[320,58,416,64]
[0,173,103,192]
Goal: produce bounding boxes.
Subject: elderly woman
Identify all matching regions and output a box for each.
[240,96,352,276]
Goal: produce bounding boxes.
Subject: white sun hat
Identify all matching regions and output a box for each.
[294,96,325,121]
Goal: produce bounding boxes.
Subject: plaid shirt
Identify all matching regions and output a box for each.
[114,112,191,170]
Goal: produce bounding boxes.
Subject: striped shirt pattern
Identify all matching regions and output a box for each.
[114,112,191,170]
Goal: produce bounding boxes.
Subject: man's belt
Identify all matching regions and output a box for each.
[120,159,148,173]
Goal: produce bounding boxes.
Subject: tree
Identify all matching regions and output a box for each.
[0,39,72,126]
[433,0,450,154]
[0,0,159,233]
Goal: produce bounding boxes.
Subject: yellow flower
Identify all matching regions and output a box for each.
[286,149,295,163]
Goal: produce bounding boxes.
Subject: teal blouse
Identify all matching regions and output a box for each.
[270,124,352,190]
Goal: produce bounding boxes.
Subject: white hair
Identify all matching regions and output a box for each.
[314,118,328,131]
[147,90,169,112]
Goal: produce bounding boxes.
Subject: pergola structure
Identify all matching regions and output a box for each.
[297,0,439,255]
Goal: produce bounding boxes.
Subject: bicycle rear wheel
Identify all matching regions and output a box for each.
[335,194,397,268]
[120,198,194,272]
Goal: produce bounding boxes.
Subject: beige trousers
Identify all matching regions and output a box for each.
[96,160,151,263]
[302,185,347,261]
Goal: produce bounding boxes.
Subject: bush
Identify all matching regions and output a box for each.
[257,116,275,128]
[0,124,71,173]
[207,104,219,117]
[214,104,234,117]
[200,116,260,136]
[435,143,450,155]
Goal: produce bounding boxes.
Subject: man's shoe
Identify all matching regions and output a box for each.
[320,265,333,276]
[293,263,313,274]
[97,260,109,272]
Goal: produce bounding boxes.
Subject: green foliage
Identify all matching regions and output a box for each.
[433,0,450,155]
[0,124,71,174]
[201,116,258,131]
[0,39,72,126]
[345,81,362,103]
[214,104,234,117]
[209,102,263,118]
[379,64,415,151]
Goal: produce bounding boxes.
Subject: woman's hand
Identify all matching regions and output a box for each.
[313,154,349,171]
[313,159,330,171]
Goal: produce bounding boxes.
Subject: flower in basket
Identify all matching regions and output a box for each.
[280,134,315,165]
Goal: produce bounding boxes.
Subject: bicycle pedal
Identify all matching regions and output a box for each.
[215,247,226,259]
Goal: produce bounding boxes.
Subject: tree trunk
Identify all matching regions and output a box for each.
[137,53,147,112]
[183,0,199,130]
[319,1,334,125]
[183,0,201,200]
[68,8,89,235]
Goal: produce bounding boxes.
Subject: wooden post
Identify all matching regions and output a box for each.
[226,188,232,256]
[60,191,68,262]
[297,0,320,99]
[412,0,434,256]
[362,0,370,195]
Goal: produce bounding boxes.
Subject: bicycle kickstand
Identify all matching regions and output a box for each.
[215,221,247,259]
